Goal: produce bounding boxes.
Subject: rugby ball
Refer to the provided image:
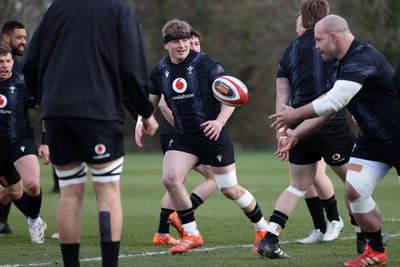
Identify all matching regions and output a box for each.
[212,75,249,107]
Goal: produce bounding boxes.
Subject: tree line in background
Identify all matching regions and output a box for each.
[1,0,399,151]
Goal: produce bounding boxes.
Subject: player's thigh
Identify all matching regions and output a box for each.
[163,150,197,182]
[10,138,39,183]
[14,154,40,185]
[288,162,318,190]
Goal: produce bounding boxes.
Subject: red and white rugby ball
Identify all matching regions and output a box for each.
[212,75,249,107]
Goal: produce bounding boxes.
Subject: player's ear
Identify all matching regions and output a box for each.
[330,32,338,41]
[1,34,10,44]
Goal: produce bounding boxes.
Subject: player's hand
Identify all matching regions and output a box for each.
[135,123,144,148]
[142,115,158,136]
[135,115,159,148]
[38,144,50,165]
[279,129,299,154]
[201,119,224,141]
[274,136,289,161]
[269,104,297,130]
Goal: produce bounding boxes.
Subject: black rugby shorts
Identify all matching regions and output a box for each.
[166,127,235,167]
[45,118,124,165]
[352,136,400,175]
[290,124,355,166]
[0,137,37,185]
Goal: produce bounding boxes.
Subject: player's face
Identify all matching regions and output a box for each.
[164,38,190,64]
[190,36,201,52]
[0,53,14,81]
[315,25,336,61]
[7,28,27,56]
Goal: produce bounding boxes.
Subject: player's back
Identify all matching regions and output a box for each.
[25,0,150,122]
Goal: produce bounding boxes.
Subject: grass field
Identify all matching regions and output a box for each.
[0,151,399,267]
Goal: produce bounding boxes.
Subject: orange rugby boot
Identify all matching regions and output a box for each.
[344,244,387,267]
[170,231,203,254]
[168,211,184,237]
[251,230,267,253]
[152,233,180,245]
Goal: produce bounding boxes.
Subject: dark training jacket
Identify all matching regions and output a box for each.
[23,0,153,122]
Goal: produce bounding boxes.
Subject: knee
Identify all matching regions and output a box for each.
[23,180,41,196]
[220,186,237,199]
[344,181,359,201]
[162,173,180,190]
[6,182,23,200]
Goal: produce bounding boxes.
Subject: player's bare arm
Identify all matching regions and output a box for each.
[278,114,335,154]
[270,80,363,130]
[273,77,292,160]
[135,94,160,147]
[158,95,174,126]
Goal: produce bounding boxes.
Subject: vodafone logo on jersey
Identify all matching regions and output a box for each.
[172,78,187,93]
[0,95,7,108]
[331,153,345,163]
[94,144,106,155]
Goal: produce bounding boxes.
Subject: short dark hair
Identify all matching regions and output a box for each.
[190,27,202,41]
[2,21,25,35]
[0,45,12,56]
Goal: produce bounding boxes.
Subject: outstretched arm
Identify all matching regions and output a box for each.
[269,80,362,130]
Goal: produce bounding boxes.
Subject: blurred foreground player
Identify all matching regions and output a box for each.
[24,0,158,266]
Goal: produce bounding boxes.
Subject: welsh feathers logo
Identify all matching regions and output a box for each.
[94,144,106,155]
[0,95,7,108]
[172,78,187,93]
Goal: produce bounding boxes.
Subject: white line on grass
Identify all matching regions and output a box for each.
[1,233,399,267]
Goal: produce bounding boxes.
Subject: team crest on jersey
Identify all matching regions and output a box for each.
[172,78,187,93]
[0,95,7,108]
[94,144,106,155]
[187,66,193,75]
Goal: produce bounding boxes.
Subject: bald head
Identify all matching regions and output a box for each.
[314,14,354,61]
[315,14,350,34]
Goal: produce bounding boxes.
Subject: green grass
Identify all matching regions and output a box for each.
[1,151,399,267]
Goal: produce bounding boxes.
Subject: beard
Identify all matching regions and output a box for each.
[11,45,24,56]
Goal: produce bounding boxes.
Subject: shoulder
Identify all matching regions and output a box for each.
[346,40,375,62]
[194,52,217,64]
[150,57,170,75]
[13,74,26,86]
[190,52,221,73]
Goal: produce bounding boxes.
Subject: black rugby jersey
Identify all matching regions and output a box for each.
[149,50,225,135]
[277,28,347,125]
[337,40,400,143]
[0,73,36,147]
